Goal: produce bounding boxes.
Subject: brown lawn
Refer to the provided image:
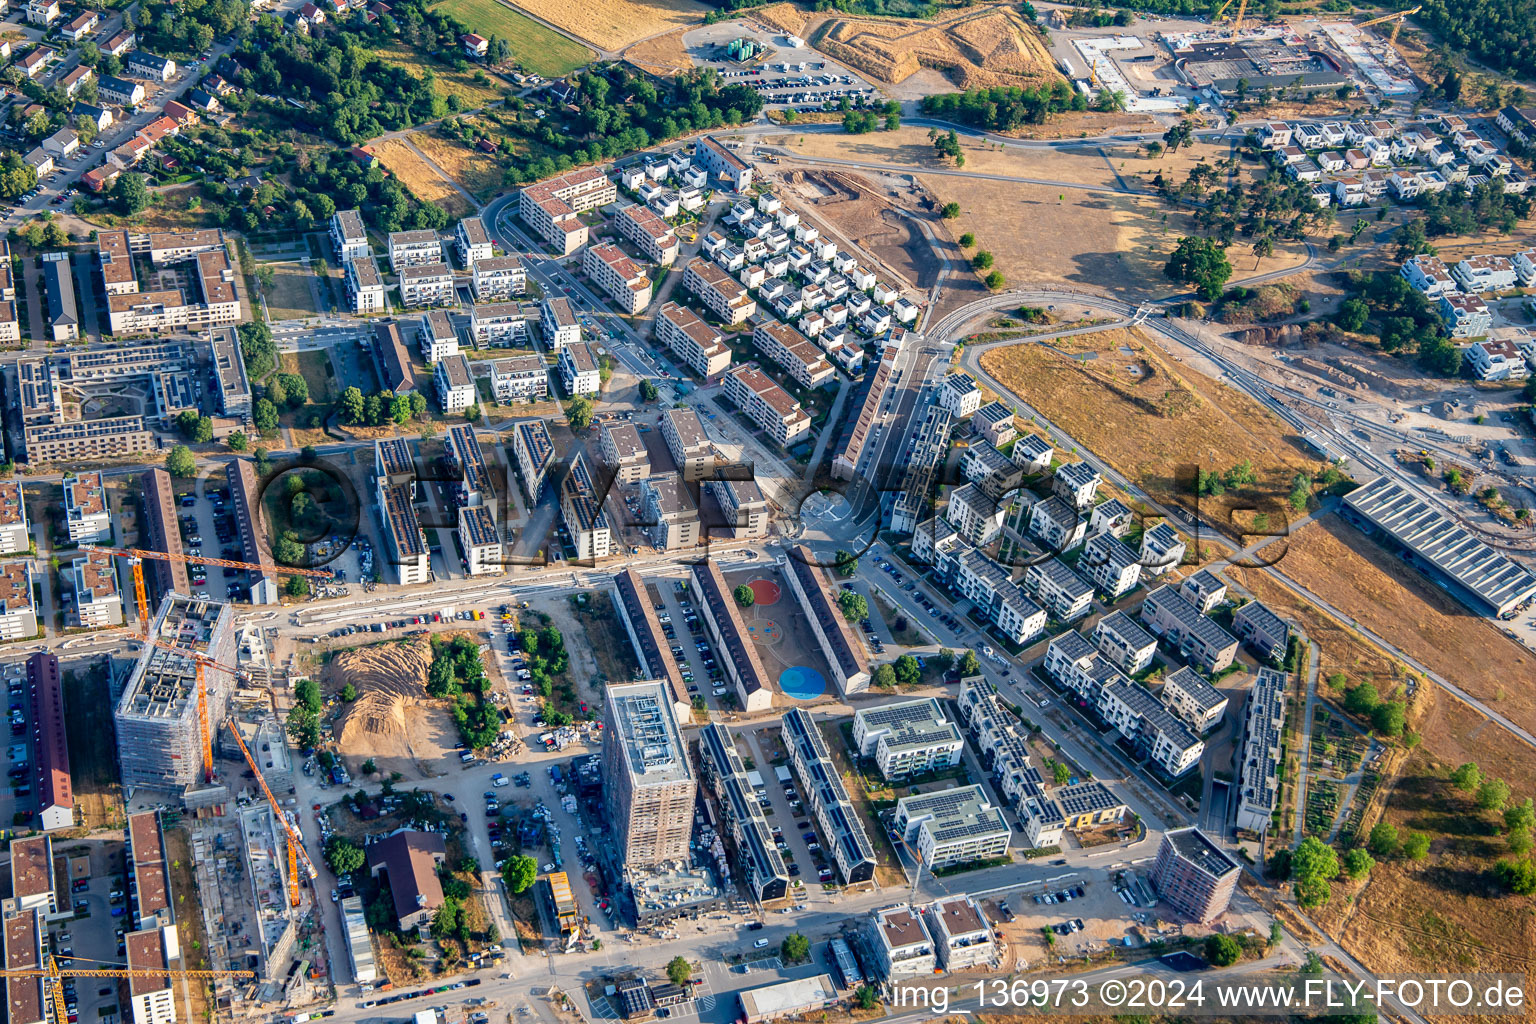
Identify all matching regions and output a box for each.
[371,138,473,217]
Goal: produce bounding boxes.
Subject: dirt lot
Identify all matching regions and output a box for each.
[61,659,123,829]
[564,591,642,685]
[1254,517,1536,737]
[370,137,474,217]
[775,169,945,292]
[260,261,320,321]
[325,639,461,778]
[777,127,1123,186]
[977,326,1325,526]
[409,130,506,199]
[511,0,708,52]
[813,3,1060,90]
[625,26,692,75]
[164,828,214,1022]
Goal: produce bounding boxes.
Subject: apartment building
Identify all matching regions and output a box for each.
[373,321,418,395]
[638,475,699,551]
[387,229,442,270]
[519,166,615,255]
[960,440,1023,501]
[706,476,770,539]
[124,929,176,1024]
[1028,495,1086,552]
[944,484,1004,546]
[939,372,981,417]
[1453,254,1517,293]
[972,402,1016,446]
[661,407,714,481]
[1023,557,1094,623]
[0,479,28,555]
[458,505,502,576]
[924,897,995,972]
[1235,667,1286,833]
[512,419,554,502]
[1052,461,1101,509]
[1140,522,1187,576]
[470,256,525,303]
[697,724,789,903]
[62,471,110,543]
[583,242,652,313]
[1465,338,1531,381]
[919,530,1047,646]
[692,136,753,190]
[617,204,679,265]
[723,366,810,447]
[831,347,897,482]
[683,258,756,324]
[330,209,370,262]
[781,708,877,883]
[1150,828,1239,924]
[1096,676,1205,777]
[41,254,79,341]
[560,453,612,561]
[602,681,696,869]
[600,422,650,483]
[869,906,935,978]
[398,263,455,308]
[851,699,963,781]
[613,568,692,723]
[558,341,602,396]
[419,308,459,362]
[469,302,535,346]
[1161,666,1228,734]
[491,354,548,403]
[655,302,731,381]
[105,251,242,335]
[782,544,868,696]
[693,560,773,711]
[0,560,35,640]
[1439,293,1492,338]
[1179,568,1227,614]
[378,480,429,585]
[1079,532,1142,599]
[345,257,385,314]
[1090,495,1138,535]
[894,786,1011,869]
[455,216,493,266]
[1012,433,1053,474]
[752,320,834,389]
[1140,585,1238,674]
[68,552,122,628]
[541,296,581,350]
[26,653,71,831]
[434,353,475,414]
[1094,610,1157,675]
[1232,599,1291,663]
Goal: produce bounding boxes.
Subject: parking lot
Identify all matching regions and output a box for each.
[650,578,730,711]
[680,23,883,113]
[734,724,844,896]
[4,659,34,826]
[50,840,133,1024]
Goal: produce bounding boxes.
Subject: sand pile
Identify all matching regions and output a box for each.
[326,639,434,757]
[816,5,1061,89]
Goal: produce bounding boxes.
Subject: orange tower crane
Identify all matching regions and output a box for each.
[228,720,320,907]
[141,636,237,784]
[81,545,335,627]
[1,957,255,1024]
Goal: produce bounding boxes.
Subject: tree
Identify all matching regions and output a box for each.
[1336,297,1370,332]
[1343,848,1375,880]
[1371,701,1406,736]
[165,445,196,478]
[837,590,868,622]
[1367,821,1399,857]
[253,399,280,434]
[873,664,897,688]
[286,576,310,598]
[227,431,247,452]
[780,933,810,962]
[958,232,975,247]
[733,584,754,607]
[324,836,365,875]
[1402,831,1431,860]
[287,706,320,749]
[1493,858,1536,895]
[639,379,660,402]
[971,250,994,270]
[113,173,149,215]
[341,682,358,702]
[500,854,537,894]
[1505,799,1536,836]
[834,549,858,577]
[1451,762,1483,793]
[1291,837,1340,908]
[958,651,980,676]
[567,395,595,431]
[666,957,692,986]
[341,386,365,424]
[361,757,376,774]
[855,985,878,1011]
[1204,934,1241,967]
[940,202,961,219]
[1343,682,1379,716]
[984,270,1006,290]
[893,654,921,686]
[295,678,322,714]
[1165,236,1232,302]
[1478,778,1512,812]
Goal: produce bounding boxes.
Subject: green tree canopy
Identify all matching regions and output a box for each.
[837,590,868,622]
[666,957,692,986]
[324,836,365,875]
[733,584,755,607]
[500,854,537,893]
[165,445,196,477]
[1342,848,1375,880]
[1291,837,1340,908]
[1204,933,1241,966]
[781,933,810,962]
[1164,235,1233,302]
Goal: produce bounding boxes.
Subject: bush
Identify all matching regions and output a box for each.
[780,933,810,962]
[1204,934,1241,967]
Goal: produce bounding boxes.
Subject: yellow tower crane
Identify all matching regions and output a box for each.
[228,720,320,908]
[1,955,255,1024]
[1359,5,1422,45]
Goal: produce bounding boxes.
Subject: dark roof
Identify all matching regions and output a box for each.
[613,568,689,710]
[689,562,769,697]
[26,653,70,819]
[785,545,864,682]
[366,830,446,924]
[373,322,417,393]
[41,259,76,328]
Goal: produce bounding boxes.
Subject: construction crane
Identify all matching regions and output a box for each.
[1358,5,1421,45]
[228,720,320,908]
[81,545,335,628]
[141,636,238,784]
[1230,0,1249,35]
[1,954,255,1024]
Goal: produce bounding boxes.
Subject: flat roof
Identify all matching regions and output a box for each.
[604,681,692,786]
[1164,826,1241,880]
[737,975,837,1020]
[9,836,52,898]
[124,930,168,997]
[4,910,44,1024]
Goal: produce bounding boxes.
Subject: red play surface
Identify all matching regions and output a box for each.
[748,578,781,605]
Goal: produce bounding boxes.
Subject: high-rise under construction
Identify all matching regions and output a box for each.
[601,681,696,870]
[114,594,236,792]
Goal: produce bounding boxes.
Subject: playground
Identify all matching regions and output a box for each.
[734,567,835,702]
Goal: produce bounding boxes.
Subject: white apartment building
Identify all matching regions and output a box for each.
[1439,293,1492,338]
[418,308,459,363]
[387,229,442,271]
[1453,254,1517,293]
[1012,433,1053,474]
[1094,609,1157,675]
[939,372,981,417]
[871,907,935,978]
[1400,254,1458,296]
[64,471,111,543]
[662,407,714,481]
[398,263,454,308]
[616,204,679,265]
[723,366,810,447]
[345,257,385,314]
[434,353,476,414]
[69,553,121,628]
[683,258,756,324]
[1140,522,1186,576]
[599,422,650,483]
[458,505,502,576]
[1161,666,1228,734]
[894,785,1011,869]
[1028,495,1086,552]
[638,475,700,552]
[1079,532,1142,599]
[583,242,652,314]
[541,296,581,350]
[1023,557,1094,623]
[330,208,370,262]
[560,454,612,560]
[944,484,1004,546]
[1465,338,1530,381]
[558,342,602,397]
[471,256,525,303]
[655,302,731,381]
[455,216,493,266]
[752,320,833,389]
[519,166,615,255]
[470,302,534,346]
[1052,461,1101,509]
[852,699,964,781]
[924,897,996,972]
[491,354,548,402]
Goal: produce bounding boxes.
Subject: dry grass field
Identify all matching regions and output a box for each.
[510,0,709,52]
[977,327,1325,525]
[625,26,693,75]
[409,130,507,198]
[371,138,474,217]
[372,43,505,107]
[1247,517,1536,736]
[813,4,1061,90]
[260,261,320,321]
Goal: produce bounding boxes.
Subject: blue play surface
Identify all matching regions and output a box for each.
[779,666,827,700]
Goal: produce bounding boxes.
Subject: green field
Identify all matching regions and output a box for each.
[429,0,594,78]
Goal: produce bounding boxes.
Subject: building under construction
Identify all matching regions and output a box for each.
[601,681,696,872]
[238,802,297,980]
[114,594,236,792]
[1173,37,1348,95]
